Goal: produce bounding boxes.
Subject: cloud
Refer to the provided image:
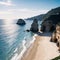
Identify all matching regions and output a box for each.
[0,11,12,14]
[0,8,49,19]
[9,8,49,14]
[0,0,13,6]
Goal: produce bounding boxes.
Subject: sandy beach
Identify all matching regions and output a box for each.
[21,32,60,60]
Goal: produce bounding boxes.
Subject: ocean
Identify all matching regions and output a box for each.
[0,19,41,60]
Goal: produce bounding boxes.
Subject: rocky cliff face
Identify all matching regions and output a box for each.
[41,20,55,32]
[50,31,57,42]
[17,19,26,25]
[51,23,60,51]
[41,14,60,32]
[30,19,38,32]
[41,7,60,32]
[56,24,60,46]
[43,7,60,21]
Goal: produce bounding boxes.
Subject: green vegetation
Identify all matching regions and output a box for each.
[52,56,60,60]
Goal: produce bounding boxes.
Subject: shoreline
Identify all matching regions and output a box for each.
[21,35,40,60]
[11,34,37,60]
[21,32,60,60]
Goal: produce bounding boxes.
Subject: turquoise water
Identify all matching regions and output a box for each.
[0,19,41,60]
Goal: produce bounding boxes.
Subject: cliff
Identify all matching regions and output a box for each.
[41,7,60,32]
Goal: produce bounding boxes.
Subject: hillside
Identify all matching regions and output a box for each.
[42,14,60,25]
[43,7,60,21]
[26,7,60,21]
[40,7,60,32]
[26,14,44,20]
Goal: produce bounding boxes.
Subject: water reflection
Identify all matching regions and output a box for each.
[0,19,34,60]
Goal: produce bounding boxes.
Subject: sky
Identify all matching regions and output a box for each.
[0,0,60,19]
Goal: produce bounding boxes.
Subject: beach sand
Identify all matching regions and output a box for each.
[21,32,60,60]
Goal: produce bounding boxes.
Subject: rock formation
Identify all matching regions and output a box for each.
[17,19,26,25]
[50,31,57,42]
[56,23,60,51]
[30,19,38,32]
[26,29,30,32]
[41,20,54,32]
[41,14,60,32]
[41,7,60,32]
[43,7,60,21]
[51,23,60,51]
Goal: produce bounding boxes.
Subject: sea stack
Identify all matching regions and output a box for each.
[17,19,26,25]
[30,19,38,32]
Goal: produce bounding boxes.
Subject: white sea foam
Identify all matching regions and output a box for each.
[11,37,27,60]
[11,53,18,60]
[30,34,37,44]
[18,39,27,60]
[14,48,18,53]
[11,34,37,60]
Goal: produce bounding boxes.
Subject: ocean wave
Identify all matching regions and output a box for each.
[11,34,37,60]
[11,37,27,60]
[30,34,37,44]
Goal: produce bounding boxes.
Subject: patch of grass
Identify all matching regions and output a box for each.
[51,56,60,60]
